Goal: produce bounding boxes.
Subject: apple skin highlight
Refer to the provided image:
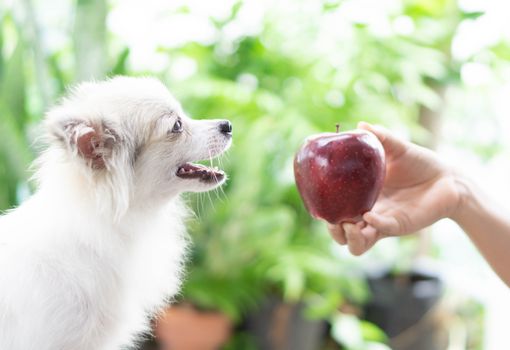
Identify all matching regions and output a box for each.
[294,129,386,224]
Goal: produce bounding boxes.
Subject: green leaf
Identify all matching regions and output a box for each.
[331,314,364,349]
[110,47,130,76]
[0,41,27,127]
[360,321,388,343]
[461,11,485,20]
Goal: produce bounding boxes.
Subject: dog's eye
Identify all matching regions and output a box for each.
[171,119,183,133]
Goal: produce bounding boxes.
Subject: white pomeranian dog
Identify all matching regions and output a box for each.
[0,77,232,350]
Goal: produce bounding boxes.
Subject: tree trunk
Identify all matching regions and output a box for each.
[20,0,53,109]
[73,0,108,81]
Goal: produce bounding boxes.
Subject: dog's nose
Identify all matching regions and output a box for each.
[219,120,233,134]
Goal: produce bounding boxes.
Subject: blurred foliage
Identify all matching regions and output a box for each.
[331,313,390,350]
[168,0,465,325]
[0,14,33,209]
[0,0,502,348]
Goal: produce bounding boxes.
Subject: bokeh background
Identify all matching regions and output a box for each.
[1,0,510,349]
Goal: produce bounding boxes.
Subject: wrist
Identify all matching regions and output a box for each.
[449,172,476,224]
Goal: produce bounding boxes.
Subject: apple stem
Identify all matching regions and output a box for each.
[336,124,340,133]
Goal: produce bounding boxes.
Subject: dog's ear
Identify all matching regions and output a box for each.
[57,120,118,170]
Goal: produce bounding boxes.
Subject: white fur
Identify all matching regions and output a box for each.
[0,77,231,350]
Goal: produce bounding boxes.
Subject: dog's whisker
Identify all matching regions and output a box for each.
[195,192,204,219]
[208,149,214,171]
[205,186,215,210]
[215,186,226,204]
[207,149,226,203]
[218,181,227,202]
[209,172,224,203]
[215,156,228,201]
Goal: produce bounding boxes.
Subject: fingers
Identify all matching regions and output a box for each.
[341,222,379,256]
[357,121,407,158]
[327,223,347,245]
[363,211,400,236]
[360,225,378,247]
[343,222,367,256]
[328,211,399,255]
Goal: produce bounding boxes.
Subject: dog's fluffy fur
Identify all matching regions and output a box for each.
[0,77,231,350]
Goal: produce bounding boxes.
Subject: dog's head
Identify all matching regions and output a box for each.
[44,77,232,214]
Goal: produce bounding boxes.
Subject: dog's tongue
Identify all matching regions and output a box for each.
[176,162,224,181]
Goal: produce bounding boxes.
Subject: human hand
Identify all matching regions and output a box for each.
[328,122,462,255]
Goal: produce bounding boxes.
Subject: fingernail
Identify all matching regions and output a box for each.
[363,212,373,223]
[342,222,354,233]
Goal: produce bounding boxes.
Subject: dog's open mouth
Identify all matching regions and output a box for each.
[176,163,225,182]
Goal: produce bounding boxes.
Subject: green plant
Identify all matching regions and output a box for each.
[162,0,466,327]
[0,13,33,210]
[331,313,390,350]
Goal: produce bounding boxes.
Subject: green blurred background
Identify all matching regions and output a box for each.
[2,0,510,349]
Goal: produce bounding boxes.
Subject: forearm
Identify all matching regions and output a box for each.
[451,176,510,286]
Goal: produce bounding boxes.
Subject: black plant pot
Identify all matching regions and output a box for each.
[363,268,448,350]
[244,297,327,350]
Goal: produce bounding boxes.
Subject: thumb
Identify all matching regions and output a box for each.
[362,211,401,236]
[357,122,407,159]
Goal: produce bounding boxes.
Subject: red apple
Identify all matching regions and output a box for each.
[294,126,385,224]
